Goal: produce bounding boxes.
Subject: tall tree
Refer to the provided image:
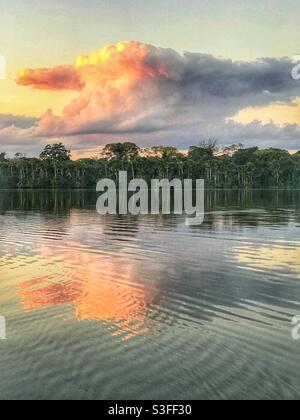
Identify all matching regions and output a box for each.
[40,143,71,161]
[189,139,218,159]
[102,142,140,160]
[148,146,181,159]
[233,147,259,166]
[222,144,244,157]
[0,152,7,161]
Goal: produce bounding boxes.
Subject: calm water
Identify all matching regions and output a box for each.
[0,190,300,400]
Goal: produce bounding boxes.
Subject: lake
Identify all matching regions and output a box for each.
[0,189,300,400]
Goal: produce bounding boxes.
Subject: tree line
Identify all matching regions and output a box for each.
[0,141,300,189]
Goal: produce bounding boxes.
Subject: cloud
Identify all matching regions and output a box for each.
[0,114,38,129]
[0,115,50,156]
[15,41,298,138]
[17,66,85,91]
[0,124,42,156]
[194,120,300,150]
[58,120,300,156]
[1,41,300,155]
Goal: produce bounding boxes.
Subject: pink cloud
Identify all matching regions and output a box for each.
[4,40,300,154]
[17,65,85,91]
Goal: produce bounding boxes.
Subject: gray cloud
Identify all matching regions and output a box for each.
[0,114,38,129]
[1,42,300,154]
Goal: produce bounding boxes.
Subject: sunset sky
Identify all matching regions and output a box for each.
[0,0,300,157]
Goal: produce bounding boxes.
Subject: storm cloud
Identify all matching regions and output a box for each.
[1,41,300,155]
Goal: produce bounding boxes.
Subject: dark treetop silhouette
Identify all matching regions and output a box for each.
[0,141,299,189]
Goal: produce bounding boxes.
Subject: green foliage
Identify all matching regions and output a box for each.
[39,143,71,161]
[0,142,300,189]
[102,142,140,160]
[0,152,7,161]
[189,139,218,159]
[150,146,181,159]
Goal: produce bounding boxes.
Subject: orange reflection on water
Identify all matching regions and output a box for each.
[20,276,83,309]
[18,246,157,340]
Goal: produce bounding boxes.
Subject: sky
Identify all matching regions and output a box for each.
[0,0,300,157]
